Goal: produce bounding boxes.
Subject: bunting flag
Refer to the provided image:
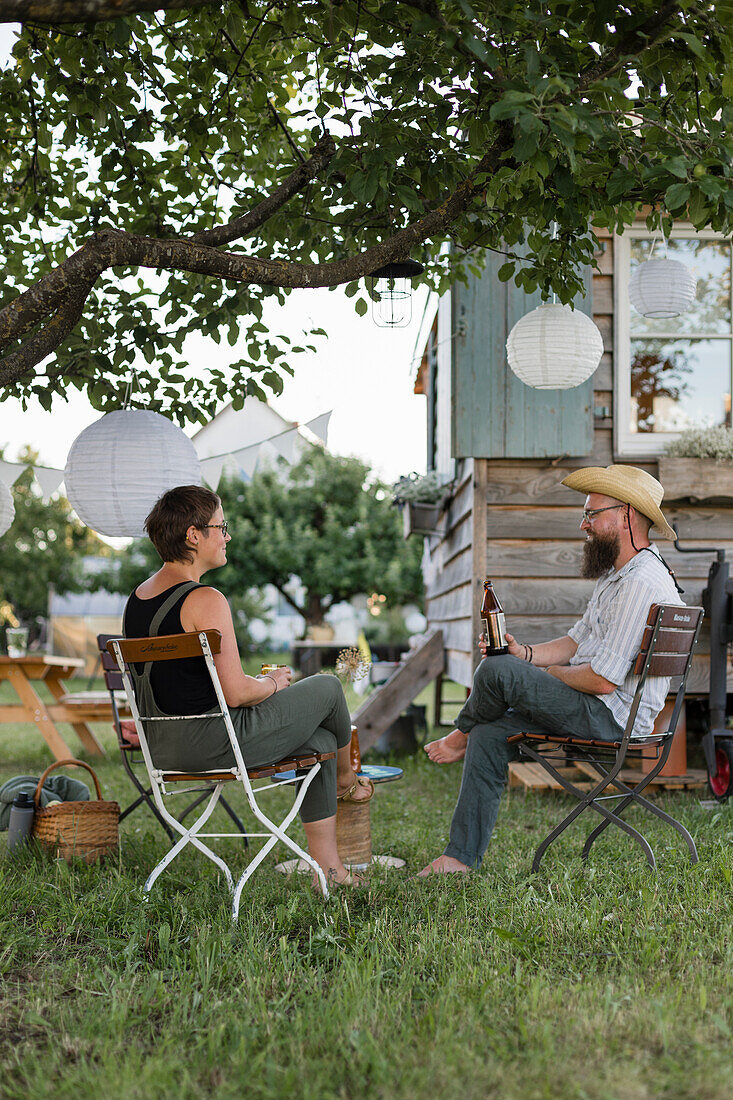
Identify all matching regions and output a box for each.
[269,427,300,463]
[200,454,230,490]
[305,411,332,445]
[255,440,280,471]
[0,460,29,487]
[230,442,262,479]
[33,467,66,502]
[0,410,334,496]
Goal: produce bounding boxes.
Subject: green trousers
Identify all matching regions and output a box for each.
[143,675,352,823]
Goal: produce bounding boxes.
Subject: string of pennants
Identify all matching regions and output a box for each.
[0,411,332,503]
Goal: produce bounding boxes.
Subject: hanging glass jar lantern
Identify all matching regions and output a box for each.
[368,260,424,328]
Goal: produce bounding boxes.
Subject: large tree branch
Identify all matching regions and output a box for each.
[273,582,306,622]
[578,2,682,87]
[0,133,337,349]
[0,0,223,22]
[191,133,336,247]
[0,283,92,386]
[0,134,509,383]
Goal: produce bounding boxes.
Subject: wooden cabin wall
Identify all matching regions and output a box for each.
[422,458,476,686]
[425,235,733,695]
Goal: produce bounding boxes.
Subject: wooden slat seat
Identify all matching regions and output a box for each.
[162,751,337,783]
[506,732,665,749]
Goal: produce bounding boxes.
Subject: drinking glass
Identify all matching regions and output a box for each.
[6,627,29,659]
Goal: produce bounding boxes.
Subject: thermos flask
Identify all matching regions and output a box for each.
[8,791,35,854]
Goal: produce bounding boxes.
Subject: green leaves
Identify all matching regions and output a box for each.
[0,1,732,418]
[665,183,691,212]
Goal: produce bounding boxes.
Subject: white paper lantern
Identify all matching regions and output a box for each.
[629,257,697,318]
[64,410,201,537]
[0,480,15,537]
[506,303,604,389]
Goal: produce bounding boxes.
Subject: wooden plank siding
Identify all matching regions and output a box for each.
[423,233,733,700]
[423,458,477,687]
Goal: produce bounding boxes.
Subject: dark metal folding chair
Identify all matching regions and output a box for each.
[507,604,704,872]
[97,634,247,843]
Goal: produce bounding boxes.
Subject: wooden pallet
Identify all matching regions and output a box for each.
[508,763,594,791]
[508,761,708,793]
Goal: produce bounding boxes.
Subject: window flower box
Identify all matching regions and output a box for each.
[402,501,443,538]
[391,472,452,538]
[658,456,733,503]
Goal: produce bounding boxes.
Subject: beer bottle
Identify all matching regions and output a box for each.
[480,578,508,655]
[349,725,362,772]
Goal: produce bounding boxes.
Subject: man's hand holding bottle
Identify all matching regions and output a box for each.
[479,631,525,659]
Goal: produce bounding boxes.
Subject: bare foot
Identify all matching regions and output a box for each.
[416,855,470,877]
[424,728,468,764]
[312,867,366,892]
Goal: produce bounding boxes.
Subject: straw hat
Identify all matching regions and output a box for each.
[561,464,676,541]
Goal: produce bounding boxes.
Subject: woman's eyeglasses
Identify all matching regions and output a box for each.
[201,521,229,536]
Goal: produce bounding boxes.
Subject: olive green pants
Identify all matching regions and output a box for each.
[143,674,352,823]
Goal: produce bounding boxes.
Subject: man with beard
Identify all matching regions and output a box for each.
[418,465,684,877]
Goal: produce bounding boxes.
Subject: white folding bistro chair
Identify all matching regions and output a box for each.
[109,630,335,917]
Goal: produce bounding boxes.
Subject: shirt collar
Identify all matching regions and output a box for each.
[596,543,661,589]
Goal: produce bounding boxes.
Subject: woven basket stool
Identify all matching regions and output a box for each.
[336,797,372,868]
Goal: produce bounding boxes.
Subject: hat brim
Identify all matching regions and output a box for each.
[562,467,676,541]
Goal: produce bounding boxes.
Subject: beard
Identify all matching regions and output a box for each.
[581,530,620,578]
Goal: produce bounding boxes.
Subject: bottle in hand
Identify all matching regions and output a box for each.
[480,578,508,655]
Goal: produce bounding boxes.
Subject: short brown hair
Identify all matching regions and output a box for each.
[145,485,221,563]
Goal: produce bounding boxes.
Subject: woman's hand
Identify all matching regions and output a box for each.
[264,666,292,694]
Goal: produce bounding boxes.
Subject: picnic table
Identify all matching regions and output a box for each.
[0,653,125,761]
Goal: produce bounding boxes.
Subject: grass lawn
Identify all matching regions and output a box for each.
[0,673,731,1099]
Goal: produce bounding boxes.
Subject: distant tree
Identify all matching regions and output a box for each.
[90,531,271,651]
[0,447,105,634]
[217,448,424,635]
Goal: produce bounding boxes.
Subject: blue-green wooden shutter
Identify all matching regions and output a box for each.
[451,253,595,458]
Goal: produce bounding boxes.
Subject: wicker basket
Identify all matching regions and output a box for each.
[32,759,119,864]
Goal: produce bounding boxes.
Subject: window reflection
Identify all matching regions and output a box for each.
[629,238,732,434]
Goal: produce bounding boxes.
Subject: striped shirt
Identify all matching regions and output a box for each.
[567,545,685,737]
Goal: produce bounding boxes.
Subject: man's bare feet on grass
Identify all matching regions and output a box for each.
[416,855,470,877]
[424,728,468,764]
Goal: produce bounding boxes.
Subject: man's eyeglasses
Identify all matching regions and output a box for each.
[201,521,229,536]
[581,505,624,524]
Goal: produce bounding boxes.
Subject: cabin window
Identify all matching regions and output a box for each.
[614,228,733,457]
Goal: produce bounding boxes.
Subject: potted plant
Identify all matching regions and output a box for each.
[392,471,450,537]
[658,426,733,502]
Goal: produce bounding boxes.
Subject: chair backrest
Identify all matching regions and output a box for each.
[632,605,704,677]
[110,630,222,665]
[108,630,260,800]
[624,603,703,741]
[97,633,124,692]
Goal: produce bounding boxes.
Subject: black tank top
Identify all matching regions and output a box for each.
[123,582,217,715]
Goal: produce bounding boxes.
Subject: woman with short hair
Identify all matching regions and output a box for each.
[123,484,372,887]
